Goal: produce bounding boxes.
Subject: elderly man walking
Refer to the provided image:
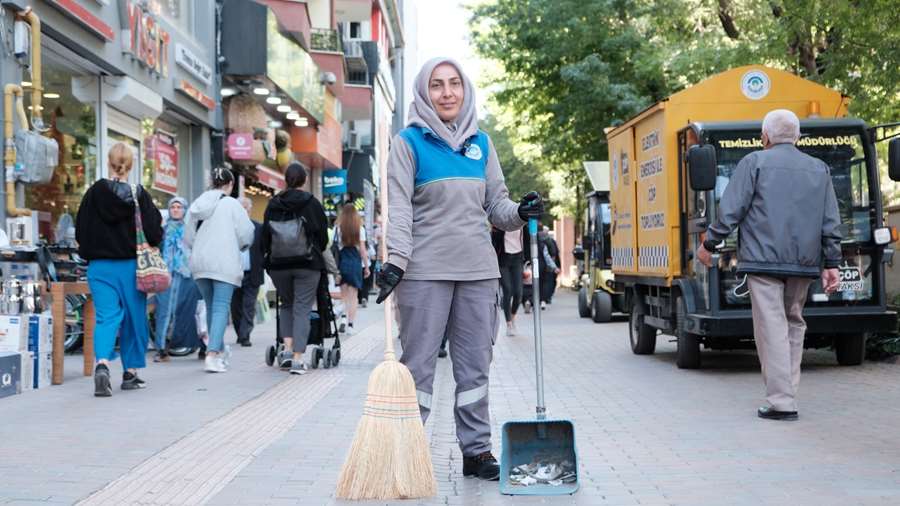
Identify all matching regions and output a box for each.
[697,109,842,421]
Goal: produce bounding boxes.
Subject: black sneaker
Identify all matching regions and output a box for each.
[238,339,252,347]
[94,364,111,397]
[462,452,500,481]
[121,371,147,390]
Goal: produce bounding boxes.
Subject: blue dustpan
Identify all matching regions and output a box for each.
[499,218,579,495]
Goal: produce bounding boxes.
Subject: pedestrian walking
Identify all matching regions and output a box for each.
[231,197,264,347]
[76,142,163,396]
[539,226,561,307]
[697,109,841,421]
[262,162,329,375]
[184,167,255,373]
[152,196,195,362]
[335,204,369,335]
[375,57,543,481]
[492,225,525,336]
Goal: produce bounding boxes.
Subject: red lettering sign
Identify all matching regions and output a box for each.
[122,0,170,77]
[147,134,179,195]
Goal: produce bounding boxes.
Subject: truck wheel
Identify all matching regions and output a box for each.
[578,287,591,318]
[629,304,656,354]
[676,296,701,369]
[835,333,867,366]
[591,291,613,323]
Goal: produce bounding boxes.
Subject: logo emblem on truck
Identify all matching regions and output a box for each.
[741,70,771,100]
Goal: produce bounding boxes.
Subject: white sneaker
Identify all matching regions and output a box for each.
[339,316,347,333]
[222,345,232,368]
[346,323,356,335]
[540,301,547,311]
[506,323,516,337]
[205,354,227,373]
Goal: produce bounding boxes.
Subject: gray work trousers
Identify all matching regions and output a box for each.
[270,268,320,353]
[748,275,814,412]
[395,279,500,457]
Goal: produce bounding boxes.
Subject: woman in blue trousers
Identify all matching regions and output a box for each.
[184,167,255,373]
[76,142,163,397]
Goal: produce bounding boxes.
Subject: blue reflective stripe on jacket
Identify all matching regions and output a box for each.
[398,126,490,188]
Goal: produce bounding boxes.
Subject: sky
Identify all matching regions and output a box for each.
[411,1,488,112]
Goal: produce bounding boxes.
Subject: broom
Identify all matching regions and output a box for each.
[334,156,436,500]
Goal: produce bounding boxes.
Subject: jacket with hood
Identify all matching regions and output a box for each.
[184,189,255,286]
[386,57,523,281]
[76,180,163,261]
[261,188,328,271]
[706,143,842,277]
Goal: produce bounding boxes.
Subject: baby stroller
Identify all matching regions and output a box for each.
[265,271,342,369]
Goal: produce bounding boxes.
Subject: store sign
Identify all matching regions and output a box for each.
[227,133,254,160]
[257,166,286,191]
[147,133,178,195]
[177,80,216,110]
[175,43,212,86]
[47,0,115,41]
[322,169,348,195]
[120,0,171,77]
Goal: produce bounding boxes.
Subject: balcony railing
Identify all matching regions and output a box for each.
[342,39,365,59]
[310,28,342,53]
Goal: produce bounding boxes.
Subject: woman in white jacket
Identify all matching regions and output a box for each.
[184,167,254,373]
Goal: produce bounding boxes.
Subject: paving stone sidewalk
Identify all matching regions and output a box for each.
[3,292,900,505]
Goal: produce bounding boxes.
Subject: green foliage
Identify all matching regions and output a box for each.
[480,115,555,219]
[469,0,900,209]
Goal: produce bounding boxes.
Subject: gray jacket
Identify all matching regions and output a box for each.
[707,143,842,277]
[386,135,523,281]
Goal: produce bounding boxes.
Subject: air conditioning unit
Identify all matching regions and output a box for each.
[348,130,361,151]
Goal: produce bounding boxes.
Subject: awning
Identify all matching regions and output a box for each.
[256,165,285,191]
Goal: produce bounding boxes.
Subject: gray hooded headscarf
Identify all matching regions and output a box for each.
[408,57,478,152]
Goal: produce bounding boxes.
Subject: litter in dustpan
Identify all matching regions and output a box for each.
[500,418,578,495]
[508,449,577,487]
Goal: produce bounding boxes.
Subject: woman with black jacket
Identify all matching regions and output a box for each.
[261,162,328,375]
[76,142,163,397]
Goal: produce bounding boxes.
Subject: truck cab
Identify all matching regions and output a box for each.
[574,190,626,322]
[668,118,898,367]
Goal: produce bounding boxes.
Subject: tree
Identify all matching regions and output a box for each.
[469,0,900,206]
[480,114,555,219]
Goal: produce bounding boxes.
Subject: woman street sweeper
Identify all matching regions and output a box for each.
[375,57,543,481]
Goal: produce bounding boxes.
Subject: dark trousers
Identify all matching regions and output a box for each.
[359,259,375,303]
[499,253,524,322]
[540,270,557,303]
[230,274,261,343]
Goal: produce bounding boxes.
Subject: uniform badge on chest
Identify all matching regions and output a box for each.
[464,144,483,161]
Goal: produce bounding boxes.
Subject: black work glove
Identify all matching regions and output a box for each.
[518,191,544,221]
[375,263,405,304]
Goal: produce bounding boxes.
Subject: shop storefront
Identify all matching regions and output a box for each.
[220,0,342,207]
[0,0,219,233]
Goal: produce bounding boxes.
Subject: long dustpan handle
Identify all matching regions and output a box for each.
[528,218,546,420]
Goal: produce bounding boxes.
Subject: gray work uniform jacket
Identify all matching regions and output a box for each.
[707,143,842,278]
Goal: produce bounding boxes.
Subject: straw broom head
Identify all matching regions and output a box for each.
[335,349,436,500]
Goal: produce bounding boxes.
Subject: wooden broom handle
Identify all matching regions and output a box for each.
[380,148,395,359]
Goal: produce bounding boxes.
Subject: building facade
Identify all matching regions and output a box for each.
[0,0,219,234]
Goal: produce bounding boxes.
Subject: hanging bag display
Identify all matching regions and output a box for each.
[130,184,171,293]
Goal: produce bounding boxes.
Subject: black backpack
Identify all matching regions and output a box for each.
[269,199,315,262]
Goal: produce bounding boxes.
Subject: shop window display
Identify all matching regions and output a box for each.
[23,56,97,243]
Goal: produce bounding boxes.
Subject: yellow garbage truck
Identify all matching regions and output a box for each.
[607,65,900,368]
